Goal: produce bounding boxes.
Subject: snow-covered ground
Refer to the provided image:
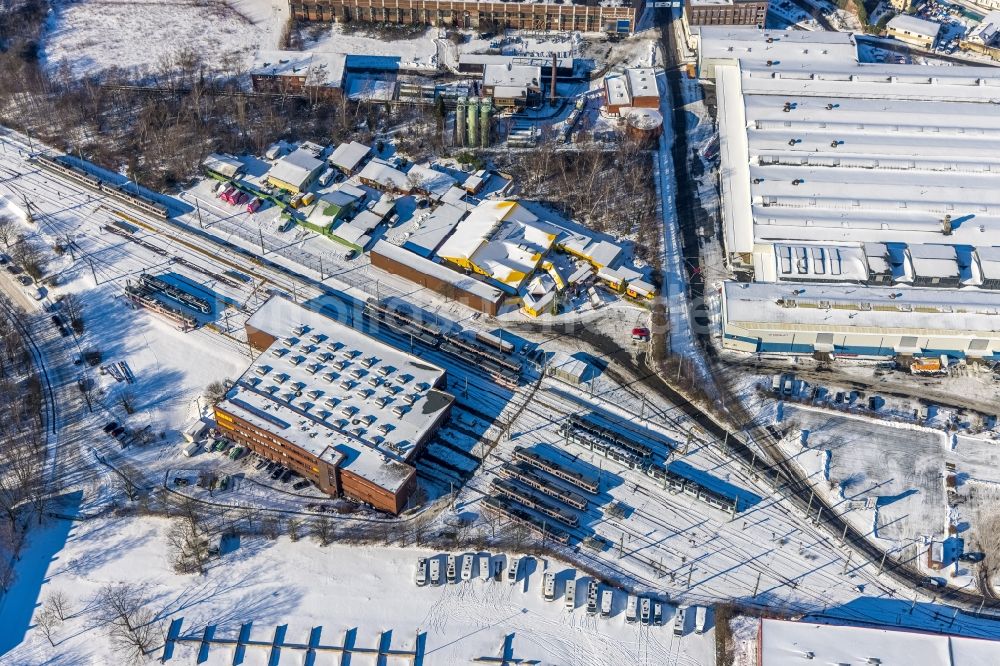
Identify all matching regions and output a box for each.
[0,513,714,665]
[43,0,288,78]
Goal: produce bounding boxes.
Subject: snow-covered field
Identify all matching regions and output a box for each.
[0,513,713,665]
[43,0,287,78]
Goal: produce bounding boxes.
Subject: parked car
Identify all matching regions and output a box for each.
[270,467,284,480]
[103,421,118,434]
[292,479,310,490]
[17,275,33,286]
[280,469,294,483]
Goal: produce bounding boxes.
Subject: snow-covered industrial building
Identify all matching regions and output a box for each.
[700,28,1000,359]
[214,297,454,514]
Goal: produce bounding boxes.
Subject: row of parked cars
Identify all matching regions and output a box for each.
[215,181,263,213]
[413,553,710,633]
[252,455,312,490]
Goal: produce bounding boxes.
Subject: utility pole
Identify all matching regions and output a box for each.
[879,549,888,574]
[752,572,761,597]
[196,199,204,228]
[842,552,851,575]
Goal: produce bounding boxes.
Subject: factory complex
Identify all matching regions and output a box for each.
[701,27,1000,361]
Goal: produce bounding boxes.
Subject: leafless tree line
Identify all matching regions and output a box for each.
[0,300,53,595]
[495,138,662,268]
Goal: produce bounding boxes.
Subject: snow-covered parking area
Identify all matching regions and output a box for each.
[0,514,713,665]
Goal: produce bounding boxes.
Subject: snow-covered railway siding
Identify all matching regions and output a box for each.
[464,376,905,618]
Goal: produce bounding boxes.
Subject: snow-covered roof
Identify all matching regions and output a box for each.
[202,153,243,178]
[625,67,657,100]
[604,74,631,107]
[330,221,371,248]
[251,50,346,88]
[228,297,453,493]
[977,245,1000,280]
[402,203,467,258]
[406,164,457,198]
[437,200,536,266]
[251,50,312,78]
[268,148,324,189]
[723,281,1000,335]
[887,14,942,39]
[483,64,541,90]
[371,240,504,305]
[705,29,1000,257]
[759,618,1000,666]
[349,210,383,234]
[764,243,871,283]
[437,200,557,290]
[358,159,411,192]
[328,141,371,173]
[559,234,623,269]
[908,244,960,279]
[696,27,858,73]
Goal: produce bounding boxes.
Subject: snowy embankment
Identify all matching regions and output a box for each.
[0,513,710,665]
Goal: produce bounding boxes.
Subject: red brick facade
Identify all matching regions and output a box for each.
[291,0,643,33]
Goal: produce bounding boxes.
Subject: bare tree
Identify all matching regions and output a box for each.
[288,518,301,542]
[60,294,84,334]
[166,518,211,574]
[46,589,74,621]
[313,515,334,546]
[119,388,136,415]
[9,235,45,281]
[261,514,282,540]
[93,583,159,664]
[978,514,1000,594]
[0,216,17,249]
[35,606,60,647]
[204,380,229,405]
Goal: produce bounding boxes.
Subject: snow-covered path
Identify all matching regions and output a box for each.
[653,70,712,387]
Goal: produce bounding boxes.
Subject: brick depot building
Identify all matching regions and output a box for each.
[215,296,453,514]
[290,0,644,34]
[685,0,768,26]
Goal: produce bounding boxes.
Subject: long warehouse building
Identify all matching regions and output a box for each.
[698,27,1000,360]
[215,296,454,514]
